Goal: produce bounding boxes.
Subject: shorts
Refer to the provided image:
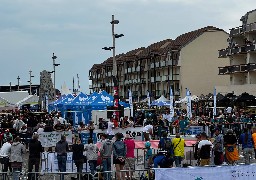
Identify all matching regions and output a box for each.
[125,158,135,170]
[113,157,125,165]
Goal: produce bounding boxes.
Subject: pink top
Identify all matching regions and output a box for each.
[124,139,135,158]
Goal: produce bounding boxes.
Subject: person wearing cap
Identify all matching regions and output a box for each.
[213,127,224,165]
[124,134,135,180]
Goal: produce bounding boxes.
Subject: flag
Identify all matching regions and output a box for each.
[129,89,133,117]
[213,87,217,117]
[147,91,150,108]
[170,87,174,120]
[75,112,79,125]
[45,95,49,112]
[186,89,192,118]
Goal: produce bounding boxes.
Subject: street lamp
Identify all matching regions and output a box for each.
[52,53,60,100]
[17,76,20,91]
[102,15,124,120]
[27,70,34,95]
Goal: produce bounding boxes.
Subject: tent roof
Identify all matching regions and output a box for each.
[156,95,169,102]
[15,95,39,106]
[90,90,113,106]
[0,91,30,106]
[87,92,99,104]
[59,94,74,105]
[52,94,67,105]
[71,92,89,105]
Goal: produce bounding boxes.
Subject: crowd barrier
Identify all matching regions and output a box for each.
[0,169,153,180]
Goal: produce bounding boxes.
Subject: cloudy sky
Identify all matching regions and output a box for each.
[0,0,254,93]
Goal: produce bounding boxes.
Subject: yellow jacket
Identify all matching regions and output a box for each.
[172,137,185,157]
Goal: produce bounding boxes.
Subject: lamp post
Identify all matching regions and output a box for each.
[28,70,34,95]
[52,53,60,100]
[102,15,124,120]
[17,76,20,91]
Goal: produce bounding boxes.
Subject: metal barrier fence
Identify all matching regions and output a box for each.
[0,169,154,180]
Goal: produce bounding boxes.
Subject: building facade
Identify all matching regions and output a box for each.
[217,9,256,96]
[89,26,229,100]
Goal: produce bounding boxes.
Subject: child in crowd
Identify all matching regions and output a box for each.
[144,141,152,169]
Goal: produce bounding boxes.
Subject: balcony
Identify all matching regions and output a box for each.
[247,63,256,71]
[167,60,178,66]
[132,67,136,72]
[245,22,256,33]
[128,68,132,73]
[230,27,243,37]
[162,76,167,81]
[151,77,155,83]
[125,80,129,84]
[155,62,160,68]
[218,67,228,75]
[240,64,248,72]
[245,44,256,52]
[108,72,112,77]
[218,49,228,58]
[125,69,128,73]
[137,79,141,83]
[231,46,246,55]
[150,63,155,69]
[133,79,137,83]
[160,61,166,67]
[233,65,240,73]
[156,76,161,82]
[136,66,140,72]
[169,75,180,81]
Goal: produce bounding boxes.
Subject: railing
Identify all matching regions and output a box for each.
[1,169,153,180]
[245,44,256,52]
[218,49,228,58]
[230,26,243,36]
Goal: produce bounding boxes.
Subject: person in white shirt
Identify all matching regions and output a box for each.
[37,124,45,134]
[107,119,115,140]
[0,137,12,174]
[198,132,213,166]
[143,123,153,141]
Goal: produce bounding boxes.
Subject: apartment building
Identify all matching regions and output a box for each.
[217,9,256,96]
[89,26,229,100]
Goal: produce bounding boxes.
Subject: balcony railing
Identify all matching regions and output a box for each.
[218,67,228,75]
[125,69,128,74]
[233,65,240,72]
[128,68,132,73]
[155,62,160,68]
[150,63,155,69]
[162,76,167,81]
[218,49,228,58]
[240,64,248,72]
[230,26,243,36]
[108,72,112,76]
[155,76,161,82]
[245,44,256,52]
[231,46,246,55]
[136,66,140,72]
[160,61,166,67]
[151,77,155,82]
[247,63,256,71]
[132,67,136,72]
[245,22,256,33]
[167,60,178,66]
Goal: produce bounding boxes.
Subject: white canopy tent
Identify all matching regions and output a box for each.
[175,95,199,104]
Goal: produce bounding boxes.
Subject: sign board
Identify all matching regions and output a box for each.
[38,131,73,147]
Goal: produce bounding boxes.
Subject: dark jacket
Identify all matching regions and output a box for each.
[29,139,43,159]
[72,144,84,161]
[55,140,69,156]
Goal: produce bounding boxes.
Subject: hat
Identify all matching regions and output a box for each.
[125,134,132,139]
[215,127,220,131]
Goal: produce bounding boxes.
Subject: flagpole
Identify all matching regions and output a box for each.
[213,87,217,118]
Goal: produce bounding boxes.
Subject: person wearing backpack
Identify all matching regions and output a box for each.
[158,132,174,167]
[100,134,113,180]
[113,133,126,180]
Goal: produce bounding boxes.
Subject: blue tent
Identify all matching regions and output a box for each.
[71,92,89,106]
[87,92,99,104]
[119,101,130,108]
[90,90,113,109]
[53,94,67,105]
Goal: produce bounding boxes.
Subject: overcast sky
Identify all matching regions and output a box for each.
[0,0,254,94]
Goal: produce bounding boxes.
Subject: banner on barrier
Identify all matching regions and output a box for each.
[155,164,256,180]
[39,131,73,147]
[41,152,89,173]
[81,133,97,144]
